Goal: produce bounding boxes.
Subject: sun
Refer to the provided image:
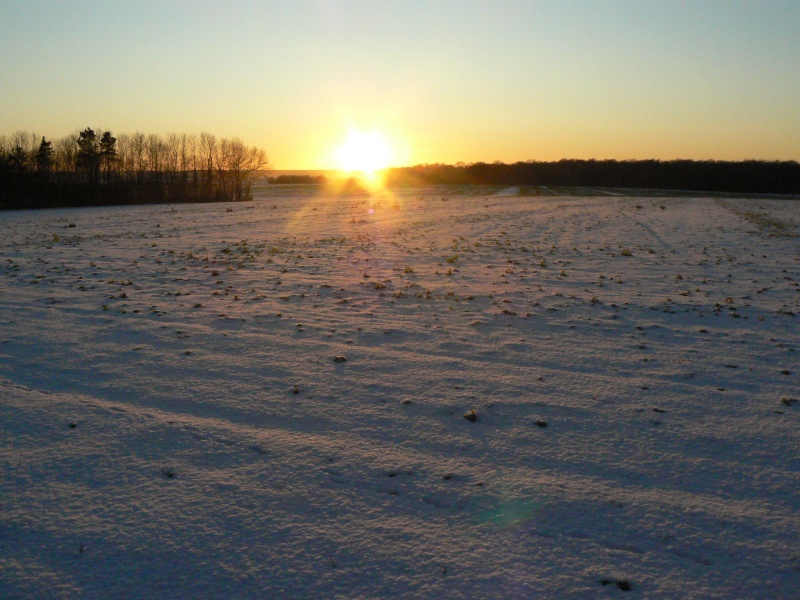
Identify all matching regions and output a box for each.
[334,128,393,175]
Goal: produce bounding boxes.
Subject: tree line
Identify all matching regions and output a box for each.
[267,174,327,184]
[0,128,270,209]
[384,159,800,195]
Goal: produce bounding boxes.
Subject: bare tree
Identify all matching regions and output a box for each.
[184,133,198,190]
[164,133,181,182]
[146,134,164,178]
[215,137,270,201]
[198,132,217,195]
[116,133,132,175]
[185,133,198,172]
[238,141,270,201]
[130,132,146,182]
[53,134,78,174]
[11,131,38,155]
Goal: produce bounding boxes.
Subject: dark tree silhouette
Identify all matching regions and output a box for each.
[7,145,29,172]
[76,128,100,185]
[35,137,54,173]
[1,125,270,209]
[385,159,800,195]
[99,131,117,183]
[267,174,327,184]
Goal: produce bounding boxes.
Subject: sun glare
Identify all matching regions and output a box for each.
[335,129,393,175]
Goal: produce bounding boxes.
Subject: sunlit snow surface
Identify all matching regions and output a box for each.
[1,189,798,598]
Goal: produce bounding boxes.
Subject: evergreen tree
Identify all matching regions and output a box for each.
[99,131,117,182]
[34,137,54,173]
[76,127,100,184]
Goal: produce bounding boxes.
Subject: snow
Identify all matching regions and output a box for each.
[1,190,798,598]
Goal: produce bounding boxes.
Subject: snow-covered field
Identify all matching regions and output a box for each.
[1,189,798,598]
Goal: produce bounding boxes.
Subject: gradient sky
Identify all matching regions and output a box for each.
[2,1,799,169]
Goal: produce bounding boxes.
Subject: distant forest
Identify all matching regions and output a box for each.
[385,159,800,195]
[0,129,269,210]
[267,174,327,185]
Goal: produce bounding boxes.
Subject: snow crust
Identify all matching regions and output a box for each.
[1,190,798,598]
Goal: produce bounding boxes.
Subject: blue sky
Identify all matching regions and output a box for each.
[2,0,798,168]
